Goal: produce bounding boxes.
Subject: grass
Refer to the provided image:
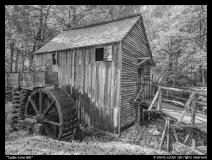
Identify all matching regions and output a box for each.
[5,101,206,155]
[5,101,156,155]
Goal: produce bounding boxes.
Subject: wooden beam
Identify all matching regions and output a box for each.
[137,57,151,60]
[137,59,149,66]
[162,98,185,107]
[148,86,160,111]
[160,86,206,96]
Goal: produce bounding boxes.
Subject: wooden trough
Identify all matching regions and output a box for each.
[5,71,58,88]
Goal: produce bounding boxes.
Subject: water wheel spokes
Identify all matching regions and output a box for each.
[25,87,78,141]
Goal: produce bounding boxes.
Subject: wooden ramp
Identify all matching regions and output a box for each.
[143,99,207,133]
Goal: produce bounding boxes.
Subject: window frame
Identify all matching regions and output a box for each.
[95,45,112,62]
[52,52,58,65]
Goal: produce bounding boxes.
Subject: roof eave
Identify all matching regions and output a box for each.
[33,40,122,55]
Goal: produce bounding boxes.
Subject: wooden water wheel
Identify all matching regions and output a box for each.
[25,87,78,141]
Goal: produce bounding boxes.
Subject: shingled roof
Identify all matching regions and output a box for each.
[34,14,142,54]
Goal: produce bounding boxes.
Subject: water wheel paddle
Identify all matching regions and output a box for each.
[25,87,78,141]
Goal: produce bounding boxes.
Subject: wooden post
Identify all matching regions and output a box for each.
[191,94,197,148]
[137,105,140,124]
[142,109,145,121]
[167,118,171,152]
[144,84,146,99]
[191,94,196,126]
[157,88,162,110]
[192,132,197,148]
[148,86,160,111]
[172,126,179,142]
[159,119,168,150]
[148,111,150,121]
[178,92,196,123]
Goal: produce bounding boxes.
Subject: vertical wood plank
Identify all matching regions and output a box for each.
[99,62,102,130]
[107,62,112,132]
[158,88,162,110]
[167,118,171,152]
[110,44,115,132]
[81,49,85,94]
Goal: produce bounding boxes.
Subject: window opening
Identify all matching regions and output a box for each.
[52,53,57,65]
[95,48,104,61]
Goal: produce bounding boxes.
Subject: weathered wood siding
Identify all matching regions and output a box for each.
[34,42,121,134]
[120,18,151,131]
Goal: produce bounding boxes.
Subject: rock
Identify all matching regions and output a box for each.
[149,129,161,136]
[172,142,204,155]
[153,130,161,136]
[149,129,154,134]
[194,146,207,155]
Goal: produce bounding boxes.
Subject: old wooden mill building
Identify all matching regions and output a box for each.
[33,14,155,134]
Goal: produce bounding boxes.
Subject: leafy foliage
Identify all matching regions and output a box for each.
[5,5,207,87]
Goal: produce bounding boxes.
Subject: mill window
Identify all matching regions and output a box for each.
[95,48,104,61]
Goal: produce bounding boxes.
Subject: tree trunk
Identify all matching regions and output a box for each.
[15,48,19,72]
[22,42,27,72]
[10,41,15,72]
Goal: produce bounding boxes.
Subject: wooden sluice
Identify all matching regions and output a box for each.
[132,83,207,152]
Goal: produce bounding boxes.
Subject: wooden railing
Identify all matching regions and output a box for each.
[135,83,207,126]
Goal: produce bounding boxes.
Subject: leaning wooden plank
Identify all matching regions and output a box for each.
[133,85,143,102]
[148,87,160,111]
[136,59,149,66]
[178,92,196,123]
[184,130,192,144]
[159,119,168,150]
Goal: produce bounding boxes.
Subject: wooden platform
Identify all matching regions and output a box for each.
[143,99,207,133]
